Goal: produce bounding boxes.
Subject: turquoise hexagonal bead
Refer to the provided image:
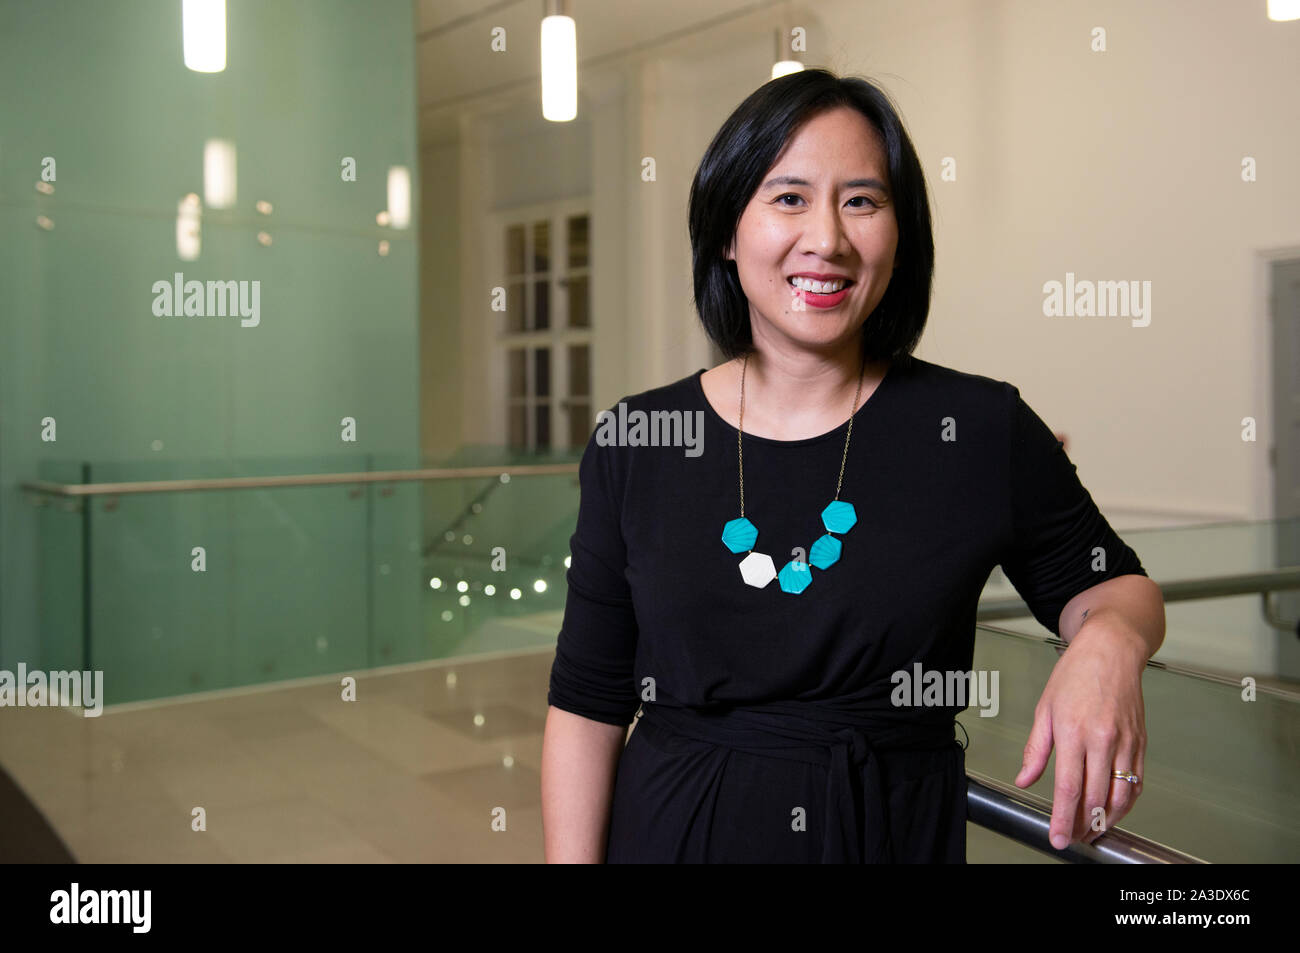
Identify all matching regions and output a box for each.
[778,559,812,593]
[721,517,758,554]
[822,500,857,534]
[808,533,842,569]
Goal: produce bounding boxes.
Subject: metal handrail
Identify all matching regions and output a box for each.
[978,568,1300,620]
[975,622,1300,702]
[20,462,580,497]
[965,771,1207,863]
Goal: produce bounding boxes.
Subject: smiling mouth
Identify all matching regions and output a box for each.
[788,277,855,294]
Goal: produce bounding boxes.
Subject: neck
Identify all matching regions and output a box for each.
[738,347,886,425]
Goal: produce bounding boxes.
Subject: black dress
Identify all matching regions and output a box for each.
[547,355,1147,863]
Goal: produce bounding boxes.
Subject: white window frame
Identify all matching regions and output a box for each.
[485,197,593,453]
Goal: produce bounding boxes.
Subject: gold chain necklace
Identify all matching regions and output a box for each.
[721,352,866,592]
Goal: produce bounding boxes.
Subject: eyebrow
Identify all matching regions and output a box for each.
[760,175,890,194]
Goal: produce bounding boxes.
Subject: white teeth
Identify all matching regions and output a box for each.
[790,276,847,294]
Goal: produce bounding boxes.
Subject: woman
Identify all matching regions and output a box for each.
[541,68,1165,863]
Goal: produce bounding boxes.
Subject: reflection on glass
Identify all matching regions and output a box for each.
[968,624,1300,862]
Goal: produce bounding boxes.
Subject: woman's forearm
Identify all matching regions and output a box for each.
[541,705,628,862]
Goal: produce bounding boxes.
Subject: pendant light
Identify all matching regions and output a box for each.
[541,0,577,121]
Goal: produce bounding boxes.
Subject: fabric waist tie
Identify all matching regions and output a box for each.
[636,701,957,863]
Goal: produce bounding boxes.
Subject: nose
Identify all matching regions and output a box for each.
[799,196,852,258]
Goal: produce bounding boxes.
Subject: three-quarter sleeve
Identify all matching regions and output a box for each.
[998,385,1148,636]
[546,419,641,727]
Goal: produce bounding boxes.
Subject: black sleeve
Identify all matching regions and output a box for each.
[546,418,641,727]
[999,385,1148,636]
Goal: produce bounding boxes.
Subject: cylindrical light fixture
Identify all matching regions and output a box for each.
[182,0,226,73]
[541,0,576,121]
[387,165,411,230]
[771,23,803,79]
[203,139,236,208]
[1267,0,1300,20]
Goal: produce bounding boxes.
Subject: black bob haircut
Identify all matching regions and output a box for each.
[688,68,934,366]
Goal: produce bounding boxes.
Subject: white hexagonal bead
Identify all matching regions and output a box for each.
[739,551,777,588]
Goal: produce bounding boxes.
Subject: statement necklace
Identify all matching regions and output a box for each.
[720,352,865,593]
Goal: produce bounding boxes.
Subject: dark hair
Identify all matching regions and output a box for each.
[688,68,934,365]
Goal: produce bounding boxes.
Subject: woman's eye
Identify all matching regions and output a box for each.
[776,194,878,209]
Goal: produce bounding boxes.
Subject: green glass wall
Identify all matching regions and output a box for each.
[0,0,421,683]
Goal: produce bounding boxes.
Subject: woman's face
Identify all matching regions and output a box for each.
[726,106,899,356]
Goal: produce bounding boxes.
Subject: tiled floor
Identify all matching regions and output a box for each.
[0,649,561,863]
[1,646,1058,863]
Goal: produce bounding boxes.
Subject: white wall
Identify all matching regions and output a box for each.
[589,0,1300,531]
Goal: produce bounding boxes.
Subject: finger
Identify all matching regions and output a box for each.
[1084,784,1117,845]
[1049,740,1084,850]
[1085,782,1120,845]
[1015,704,1054,788]
[1087,735,1143,844]
[1073,795,1092,845]
[1082,733,1118,843]
[1109,735,1141,818]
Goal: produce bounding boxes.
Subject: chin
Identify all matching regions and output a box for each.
[782,329,853,350]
